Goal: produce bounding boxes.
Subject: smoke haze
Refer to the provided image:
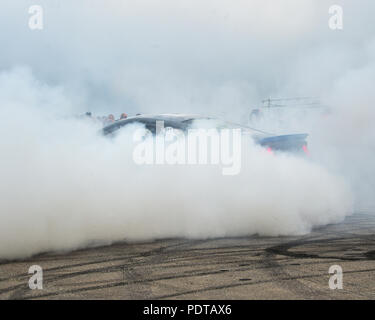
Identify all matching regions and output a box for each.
[0,0,373,259]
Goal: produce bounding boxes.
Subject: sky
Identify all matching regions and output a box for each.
[0,0,374,118]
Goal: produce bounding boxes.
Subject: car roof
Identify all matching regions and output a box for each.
[102,113,272,137]
[102,113,210,134]
[125,113,210,122]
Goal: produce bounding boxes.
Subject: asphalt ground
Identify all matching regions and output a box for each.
[1,212,375,299]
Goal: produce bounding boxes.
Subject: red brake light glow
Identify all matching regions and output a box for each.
[302,145,310,155]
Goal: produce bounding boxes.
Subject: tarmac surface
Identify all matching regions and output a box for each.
[1,212,375,299]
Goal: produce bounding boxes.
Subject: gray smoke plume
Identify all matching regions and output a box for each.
[1,0,374,259]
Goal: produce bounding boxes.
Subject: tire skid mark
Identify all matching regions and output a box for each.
[153,267,375,299]
[7,257,369,299]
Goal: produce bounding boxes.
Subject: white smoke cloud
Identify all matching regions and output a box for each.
[0,68,353,259]
[0,0,373,259]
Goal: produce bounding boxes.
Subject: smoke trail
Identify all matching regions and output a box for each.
[1,0,374,259]
[0,69,352,259]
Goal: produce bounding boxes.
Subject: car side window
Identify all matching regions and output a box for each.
[144,121,156,134]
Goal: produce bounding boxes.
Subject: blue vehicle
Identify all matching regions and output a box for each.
[102,113,309,154]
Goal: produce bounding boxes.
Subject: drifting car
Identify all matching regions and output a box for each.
[102,113,309,154]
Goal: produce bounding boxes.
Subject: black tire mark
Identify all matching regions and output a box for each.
[152,267,375,299]
[266,235,375,261]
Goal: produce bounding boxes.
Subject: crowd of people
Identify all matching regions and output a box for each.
[79,112,140,127]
